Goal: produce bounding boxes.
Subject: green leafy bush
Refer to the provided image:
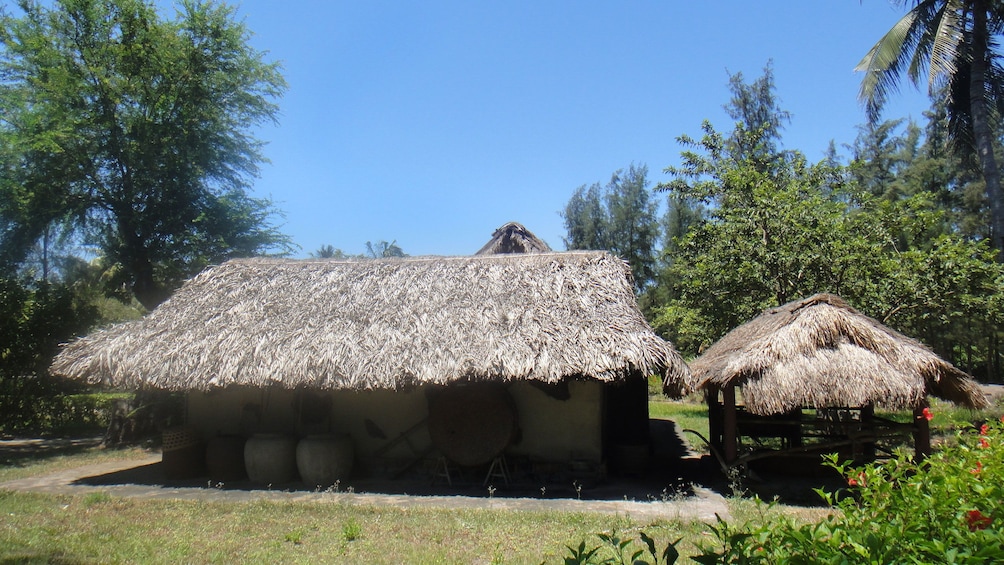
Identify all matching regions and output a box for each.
[0,389,131,435]
[559,412,1004,563]
[561,529,681,564]
[698,413,1004,564]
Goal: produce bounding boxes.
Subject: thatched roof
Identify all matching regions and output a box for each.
[475,222,552,255]
[684,293,988,414]
[52,251,690,393]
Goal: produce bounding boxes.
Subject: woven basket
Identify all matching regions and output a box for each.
[162,426,201,452]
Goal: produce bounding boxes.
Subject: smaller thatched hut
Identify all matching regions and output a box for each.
[475,222,551,255]
[681,293,988,467]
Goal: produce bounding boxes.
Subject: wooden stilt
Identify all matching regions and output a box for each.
[723,386,738,464]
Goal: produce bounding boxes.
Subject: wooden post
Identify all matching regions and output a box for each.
[913,402,931,461]
[723,385,738,464]
[861,404,876,461]
[706,388,722,450]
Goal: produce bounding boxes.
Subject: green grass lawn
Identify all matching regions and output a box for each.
[0,441,153,484]
[0,434,712,563]
[0,405,803,564]
[650,396,710,455]
[0,489,713,564]
[4,394,997,564]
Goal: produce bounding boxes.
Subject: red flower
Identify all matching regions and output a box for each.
[971,461,983,475]
[922,407,934,421]
[847,472,866,487]
[966,510,992,531]
[981,423,990,436]
[979,437,991,449]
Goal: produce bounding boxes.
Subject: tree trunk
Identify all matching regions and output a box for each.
[118,215,168,310]
[132,269,168,311]
[970,2,1004,257]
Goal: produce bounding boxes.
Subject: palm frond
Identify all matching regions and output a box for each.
[857,9,919,121]
[926,1,965,90]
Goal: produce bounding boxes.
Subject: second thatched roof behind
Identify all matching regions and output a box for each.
[475,222,552,255]
[686,294,987,415]
[52,251,690,393]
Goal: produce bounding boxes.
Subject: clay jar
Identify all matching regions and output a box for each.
[244,433,298,485]
[295,434,354,489]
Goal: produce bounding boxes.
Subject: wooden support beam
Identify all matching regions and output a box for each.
[723,385,738,464]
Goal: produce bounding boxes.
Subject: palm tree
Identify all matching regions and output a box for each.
[857,0,1004,253]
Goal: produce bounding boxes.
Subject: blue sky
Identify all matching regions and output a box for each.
[217,1,932,257]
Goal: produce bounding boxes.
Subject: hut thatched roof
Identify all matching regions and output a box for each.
[684,293,988,414]
[52,251,690,393]
[475,222,552,255]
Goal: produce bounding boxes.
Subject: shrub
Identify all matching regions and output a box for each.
[0,387,131,435]
[561,529,681,565]
[698,413,1004,564]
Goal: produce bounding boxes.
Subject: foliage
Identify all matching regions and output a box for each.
[563,163,660,291]
[561,529,680,565]
[311,244,348,259]
[857,0,1004,253]
[0,276,100,433]
[693,415,1004,564]
[720,61,791,171]
[2,392,131,436]
[341,518,362,542]
[849,113,988,240]
[650,67,1004,369]
[311,241,407,259]
[364,240,406,258]
[0,254,155,433]
[0,0,293,309]
[691,514,763,565]
[564,182,609,252]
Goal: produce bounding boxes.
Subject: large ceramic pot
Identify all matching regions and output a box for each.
[205,435,247,483]
[244,433,298,485]
[296,434,354,488]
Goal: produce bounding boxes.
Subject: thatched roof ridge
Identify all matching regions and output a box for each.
[475,222,552,255]
[52,251,690,393]
[684,293,988,414]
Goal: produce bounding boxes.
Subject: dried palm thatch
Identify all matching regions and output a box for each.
[52,251,690,394]
[685,294,988,415]
[475,222,552,255]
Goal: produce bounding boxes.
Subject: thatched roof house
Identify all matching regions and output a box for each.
[686,293,987,414]
[53,251,687,392]
[684,293,987,466]
[53,251,689,475]
[475,222,551,255]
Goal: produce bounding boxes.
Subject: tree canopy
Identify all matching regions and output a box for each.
[563,65,1004,380]
[857,0,1004,253]
[562,163,659,291]
[0,0,293,309]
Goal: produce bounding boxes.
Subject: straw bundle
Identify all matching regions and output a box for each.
[686,294,988,414]
[52,252,690,393]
